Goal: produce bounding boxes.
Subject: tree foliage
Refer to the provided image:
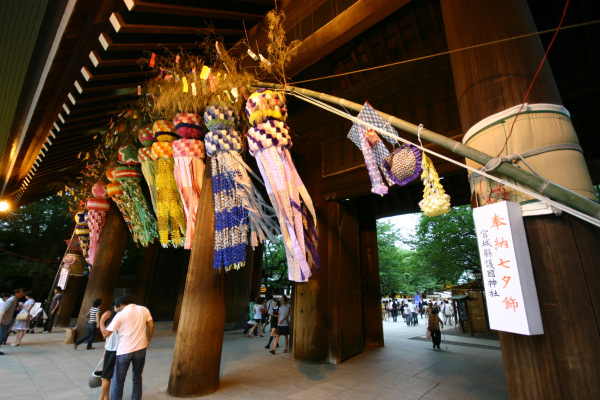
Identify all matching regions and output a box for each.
[261,237,290,293]
[408,205,480,285]
[0,196,71,296]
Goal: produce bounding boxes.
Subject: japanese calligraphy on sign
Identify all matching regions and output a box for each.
[473,201,544,335]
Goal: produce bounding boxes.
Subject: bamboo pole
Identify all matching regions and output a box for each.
[254,82,600,221]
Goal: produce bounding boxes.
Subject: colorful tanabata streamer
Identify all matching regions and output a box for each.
[347,102,399,195]
[246,90,319,282]
[172,113,205,249]
[152,120,186,247]
[419,152,451,216]
[86,181,110,265]
[115,145,158,247]
[137,125,158,213]
[74,211,90,264]
[106,168,136,240]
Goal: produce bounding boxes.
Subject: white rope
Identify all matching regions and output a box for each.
[285,90,600,229]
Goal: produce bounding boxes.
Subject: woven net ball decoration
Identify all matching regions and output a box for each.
[152,120,186,247]
[418,153,451,217]
[74,211,90,264]
[172,112,206,249]
[86,181,111,265]
[246,90,319,283]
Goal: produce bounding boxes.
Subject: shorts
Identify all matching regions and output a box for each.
[101,350,117,379]
[254,318,261,323]
[276,325,290,336]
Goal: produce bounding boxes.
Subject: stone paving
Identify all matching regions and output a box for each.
[0,319,508,399]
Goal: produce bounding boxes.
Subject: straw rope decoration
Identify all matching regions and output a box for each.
[74,211,90,264]
[115,148,158,247]
[86,181,111,266]
[152,120,186,247]
[419,152,451,217]
[172,112,206,249]
[246,90,319,282]
[138,125,158,213]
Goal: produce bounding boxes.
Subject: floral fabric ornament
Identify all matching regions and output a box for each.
[138,125,158,213]
[86,181,110,265]
[74,211,90,264]
[106,179,137,240]
[418,153,451,216]
[152,122,186,248]
[246,90,319,282]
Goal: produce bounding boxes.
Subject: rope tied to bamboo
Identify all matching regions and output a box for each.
[482,143,583,175]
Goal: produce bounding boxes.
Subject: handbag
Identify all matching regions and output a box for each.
[88,357,104,388]
[16,312,30,321]
[425,327,432,340]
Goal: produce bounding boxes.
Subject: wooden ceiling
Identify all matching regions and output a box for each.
[1,0,599,211]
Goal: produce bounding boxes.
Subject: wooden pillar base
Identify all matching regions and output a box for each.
[168,162,226,397]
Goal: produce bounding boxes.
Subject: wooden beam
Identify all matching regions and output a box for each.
[89,50,139,68]
[98,32,202,51]
[109,12,244,36]
[287,0,410,77]
[81,66,150,82]
[123,0,264,22]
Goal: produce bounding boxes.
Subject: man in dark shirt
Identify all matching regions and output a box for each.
[43,286,63,333]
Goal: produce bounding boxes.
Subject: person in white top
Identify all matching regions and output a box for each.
[101,295,154,400]
[98,303,119,400]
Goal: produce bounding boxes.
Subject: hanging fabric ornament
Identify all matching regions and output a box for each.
[382,144,422,186]
[172,113,206,249]
[347,102,400,194]
[86,181,111,265]
[106,168,137,240]
[115,162,158,247]
[138,125,158,213]
[74,211,90,264]
[152,120,186,247]
[246,90,319,283]
[418,153,451,216]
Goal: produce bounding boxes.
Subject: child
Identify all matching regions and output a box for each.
[74,298,102,350]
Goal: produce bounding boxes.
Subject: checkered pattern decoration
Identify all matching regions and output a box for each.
[86,196,110,266]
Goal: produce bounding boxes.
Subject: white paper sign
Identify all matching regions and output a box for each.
[57,267,70,291]
[473,201,544,335]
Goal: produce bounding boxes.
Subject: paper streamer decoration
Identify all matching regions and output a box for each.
[115,163,158,247]
[172,113,205,249]
[418,153,451,216]
[86,181,110,265]
[348,102,400,194]
[152,121,186,247]
[75,211,90,264]
[246,90,319,282]
[138,125,158,213]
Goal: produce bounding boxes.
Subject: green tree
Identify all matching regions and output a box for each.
[0,196,71,296]
[408,205,480,286]
[261,237,290,294]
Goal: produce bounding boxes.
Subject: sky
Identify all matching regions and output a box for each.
[378,212,421,249]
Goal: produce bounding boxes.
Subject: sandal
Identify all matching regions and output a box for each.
[283,349,288,353]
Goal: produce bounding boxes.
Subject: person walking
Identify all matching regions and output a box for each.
[428,308,444,350]
[101,295,154,400]
[264,299,279,349]
[410,300,419,326]
[0,289,25,354]
[269,295,290,354]
[391,299,399,322]
[98,303,119,400]
[403,302,411,326]
[74,298,102,350]
[246,297,265,338]
[43,286,63,333]
[11,291,35,346]
[443,300,454,325]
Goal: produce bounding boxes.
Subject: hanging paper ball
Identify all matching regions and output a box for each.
[204,129,242,157]
[246,119,292,155]
[106,167,117,182]
[74,211,89,236]
[115,166,143,181]
[118,144,140,165]
[86,197,110,212]
[138,147,154,162]
[153,119,179,142]
[91,181,108,199]
[106,181,124,197]
[151,141,174,159]
[204,105,238,131]
[173,113,204,139]
[172,139,206,158]
[245,89,288,126]
[138,125,156,147]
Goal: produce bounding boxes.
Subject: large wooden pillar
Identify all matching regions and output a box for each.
[357,197,384,347]
[168,162,226,397]
[441,1,600,398]
[56,275,83,327]
[74,205,127,340]
[134,241,159,306]
[224,244,262,330]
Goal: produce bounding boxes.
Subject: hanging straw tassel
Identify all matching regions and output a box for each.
[418,153,451,216]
